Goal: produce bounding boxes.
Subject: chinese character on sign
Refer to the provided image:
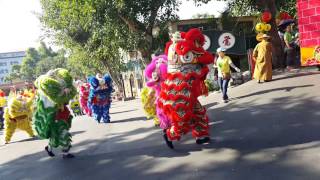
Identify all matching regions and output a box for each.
[218,33,236,49]
[223,36,231,46]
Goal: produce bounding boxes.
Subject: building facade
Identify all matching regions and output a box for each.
[120,50,145,99]
[168,17,257,84]
[0,51,25,84]
[169,16,257,55]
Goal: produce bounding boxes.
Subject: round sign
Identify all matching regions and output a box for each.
[218,33,236,49]
[203,34,211,50]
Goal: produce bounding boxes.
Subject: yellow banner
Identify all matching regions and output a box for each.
[300,46,320,66]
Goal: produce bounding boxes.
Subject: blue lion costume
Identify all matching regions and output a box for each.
[87,74,113,123]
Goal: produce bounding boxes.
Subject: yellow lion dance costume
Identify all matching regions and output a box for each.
[140,87,159,126]
[4,95,35,144]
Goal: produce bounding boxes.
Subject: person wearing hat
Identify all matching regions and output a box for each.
[214,47,240,103]
[253,34,273,83]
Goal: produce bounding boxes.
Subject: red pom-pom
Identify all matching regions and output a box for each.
[261,11,272,23]
[280,12,290,20]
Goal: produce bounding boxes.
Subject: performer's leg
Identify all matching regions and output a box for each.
[191,101,210,144]
[61,144,74,159]
[4,121,16,143]
[60,128,73,159]
[222,79,230,101]
[102,104,110,123]
[153,117,160,126]
[166,125,181,141]
[92,105,102,123]
[45,143,55,157]
[45,133,58,157]
[0,117,4,129]
[166,109,191,141]
[21,120,35,137]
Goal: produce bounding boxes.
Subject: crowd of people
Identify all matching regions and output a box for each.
[278,23,301,70]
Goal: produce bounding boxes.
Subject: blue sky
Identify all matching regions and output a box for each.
[0,0,227,53]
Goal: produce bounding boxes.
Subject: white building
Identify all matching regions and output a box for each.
[0,51,25,84]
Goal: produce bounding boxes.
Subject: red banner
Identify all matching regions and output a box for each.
[297,0,320,66]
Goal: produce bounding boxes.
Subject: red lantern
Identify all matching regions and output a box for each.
[280,12,290,20]
[261,11,272,23]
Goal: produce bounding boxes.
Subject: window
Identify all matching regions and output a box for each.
[0,69,8,74]
[10,61,19,65]
[0,62,6,66]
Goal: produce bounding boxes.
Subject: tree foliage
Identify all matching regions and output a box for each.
[192,13,215,19]
[4,64,22,83]
[221,0,297,17]
[39,0,212,88]
[5,42,69,83]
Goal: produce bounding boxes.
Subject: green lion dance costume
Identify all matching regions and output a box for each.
[34,68,77,159]
[4,95,35,144]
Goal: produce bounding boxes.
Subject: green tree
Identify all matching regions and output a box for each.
[9,42,71,82]
[4,64,22,83]
[39,0,214,87]
[20,48,41,81]
[192,13,215,19]
[38,41,56,59]
[39,0,176,64]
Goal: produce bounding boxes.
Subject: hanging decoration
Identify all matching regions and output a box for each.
[255,10,272,42]
[261,11,272,23]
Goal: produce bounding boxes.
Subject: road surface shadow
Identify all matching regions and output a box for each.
[203,102,218,109]
[1,95,320,179]
[111,116,148,123]
[272,71,320,82]
[3,136,39,145]
[70,130,86,136]
[234,84,314,99]
[110,109,138,115]
[2,130,86,145]
[206,94,320,151]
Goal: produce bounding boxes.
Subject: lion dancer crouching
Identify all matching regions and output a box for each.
[158,29,214,149]
[140,87,159,126]
[3,94,35,144]
[88,73,113,123]
[34,68,77,158]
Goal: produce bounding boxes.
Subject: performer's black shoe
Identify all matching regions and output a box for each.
[163,130,174,149]
[196,137,210,145]
[45,146,55,157]
[62,153,75,159]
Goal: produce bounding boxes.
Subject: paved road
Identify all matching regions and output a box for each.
[1,70,320,180]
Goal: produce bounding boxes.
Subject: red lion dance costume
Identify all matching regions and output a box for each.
[158,28,214,149]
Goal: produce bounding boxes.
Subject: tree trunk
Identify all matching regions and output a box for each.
[100,60,122,90]
[263,0,285,69]
[139,48,152,66]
